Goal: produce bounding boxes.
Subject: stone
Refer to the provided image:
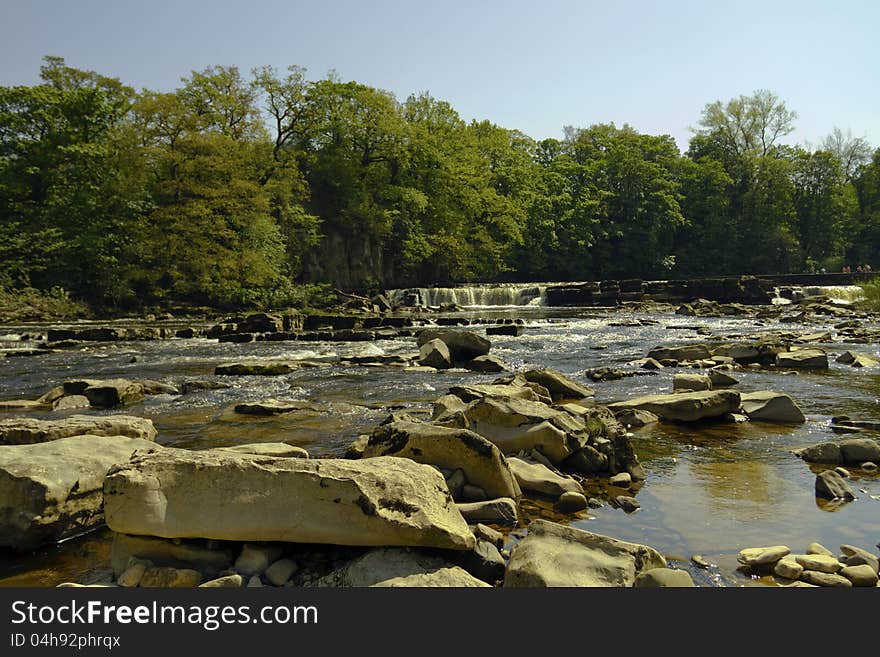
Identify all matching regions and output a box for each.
[416,329,491,363]
[473,523,504,549]
[556,491,588,513]
[840,565,879,587]
[641,358,664,370]
[180,380,232,394]
[233,400,326,416]
[264,558,298,586]
[214,362,298,376]
[461,484,487,502]
[806,542,835,557]
[0,414,158,445]
[464,355,508,373]
[815,470,855,500]
[799,571,852,587]
[504,520,665,587]
[316,548,490,587]
[234,544,284,576]
[839,545,879,573]
[452,540,507,584]
[797,442,843,464]
[739,391,805,424]
[737,546,791,567]
[137,380,180,396]
[614,496,640,513]
[647,344,711,362]
[607,390,741,423]
[431,394,468,421]
[634,568,695,587]
[839,438,880,464]
[834,467,851,478]
[117,559,150,587]
[0,435,160,551]
[795,554,842,573]
[506,457,582,497]
[139,567,202,588]
[614,409,660,428]
[521,369,594,401]
[104,449,475,550]
[708,369,740,387]
[63,379,145,408]
[247,576,263,588]
[673,374,712,392]
[199,574,244,588]
[52,395,91,410]
[449,383,541,404]
[445,469,466,499]
[218,443,309,458]
[565,445,608,475]
[418,338,452,369]
[0,400,51,411]
[775,349,828,369]
[363,420,521,500]
[456,498,519,526]
[110,533,234,578]
[774,558,803,580]
[609,472,632,488]
[836,351,880,367]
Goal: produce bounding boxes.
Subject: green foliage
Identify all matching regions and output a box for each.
[858,279,880,311]
[0,286,89,322]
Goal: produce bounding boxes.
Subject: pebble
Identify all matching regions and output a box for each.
[795,554,842,574]
[773,558,803,580]
[609,472,632,488]
[264,558,298,587]
[806,542,834,557]
[556,491,588,513]
[737,546,791,567]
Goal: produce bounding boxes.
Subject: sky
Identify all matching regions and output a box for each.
[1,0,878,153]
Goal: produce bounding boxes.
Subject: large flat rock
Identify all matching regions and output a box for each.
[0,415,157,445]
[607,390,741,422]
[740,391,805,424]
[0,435,161,550]
[104,449,475,550]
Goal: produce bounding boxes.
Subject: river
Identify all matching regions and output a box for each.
[1,296,878,586]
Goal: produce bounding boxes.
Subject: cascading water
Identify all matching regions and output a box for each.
[387,283,550,307]
[803,285,865,304]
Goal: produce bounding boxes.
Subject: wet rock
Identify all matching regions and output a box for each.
[836,351,879,367]
[614,408,660,428]
[796,441,842,464]
[316,548,490,587]
[451,539,507,584]
[521,369,594,401]
[364,420,521,500]
[0,435,160,550]
[140,567,202,588]
[774,558,803,580]
[0,414,157,445]
[461,484,488,502]
[504,520,665,587]
[137,380,180,396]
[584,367,631,382]
[806,543,835,557]
[641,358,664,370]
[506,457,583,497]
[839,545,879,573]
[708,369,740,387]
[588,497,602,509]
[556,491,588,513]
[608,390,741,423]
[199,574,244,588]
[486,324,523,337]
[839,438,880,464]
[464,355,508,373]
[634,568,695,587]
[799,571,852,587]
[445,469,467,499]
[647,344,711,362]
[673,373,712,392]
[456,498,519,526]
[52,395,91,411]
[565,445,608,475]
[775,349,828,370]
[218,443,309,458]
[179,379,232,394]
[473,523,504,550]
[0,400,51,411]
[449,383,541,404]
[110,534,233,578]
[795,554,842,573]
[61,379,144,408]
[418,338,452,369]
[613,496,640,513]
[264,558,298,586]
[815,470,855,500]
[840,565,879,587]
[739,391,805,424]
[609,472,632,488]
[416,329,491,363]
[104,449,475,550]
[431,394,468,421]
[215,362,299,376]
[737,546,790,567]
[233,400,326,416]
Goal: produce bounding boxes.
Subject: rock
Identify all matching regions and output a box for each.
[521,369,594,401]
[613,496,640,512]
[739,391,805,424]
[839,545,879,573]
[556,491,588,513]
[117,559,150,587]
[506,457,582,497]
[316,547,490,587]
[0,414,158,445]
[839,438,880,464]
[363,420,521,500]
[775,349,828,369]
[863,462,878,471]
[565,445,608,475]
[737,546,791,567]
[233,399,326,416]
[815,470,855,500]
[0,435,160,550]
[452,539,507,584]
[708,369,740,387]
[836,351,880,367]
[234,544,284,576]
[806,542,835,557]
[647,345,711,362]
[614,409,660,428]
[180,379,232,394]
[445,469,466,499]
[797,442,843,464]
[634,568,695,587]
[461,484,487,502]
[0,399,52,411]
[673,374,712,392]
[110,533,234,578]
[774,558,803,580]
[218,443,309,458]
[247,576,263,588]
[834,467,851,478]
[104,449,475,550]
[63,379,144,408]
[795,554,842,573]
[139,567,202,588]
[840,564,879,587]
[449,383,541,404]
[199,574,244,588]
[473,523,504,549]
[215,362,298,376]
[504,520,666,587]
[609,472,632,488]
[456,498,519,526]
[608,390,741,423]
[431,394,468,421]
[416,329,491,363]
[137,380,180,396]
[641,358,664,370]
[799,571,852,587]
[418,338,452,369]
[464,355,508,373]
[52,395,91,411]
[486,324,523,337]
[264,558,298,586]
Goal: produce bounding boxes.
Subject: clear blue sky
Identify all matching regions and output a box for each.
[1,0,878,152]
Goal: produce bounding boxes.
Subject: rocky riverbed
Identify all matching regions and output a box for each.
[1,294,878,588]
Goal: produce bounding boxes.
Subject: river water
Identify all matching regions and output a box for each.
[1,302,878,586]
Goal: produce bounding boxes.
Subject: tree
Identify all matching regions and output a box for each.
[694,89,797,157]
[822,127,872,181]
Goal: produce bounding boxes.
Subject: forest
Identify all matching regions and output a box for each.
[1,56,878,311]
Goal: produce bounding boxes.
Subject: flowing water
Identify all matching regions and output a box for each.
[1,303,879,586]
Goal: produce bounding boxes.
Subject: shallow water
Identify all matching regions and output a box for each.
[1,307,879,586]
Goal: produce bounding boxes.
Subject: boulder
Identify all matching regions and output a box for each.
[233,400,326,416]
[839,438,880,464]
[647,344,711,362]
[449,383,541,404]
[362,420,521,500]
[556,491,589,513]
[218,443,309,458]
[614,409,660,428]
[104,449,475,550]
[815,470,855,500]
[836,351,880,367]
[774,558,803,580]
[794,554,841,573]
[464,355,508,373]
[775,349,828,370]
[504,520,666,587]
[63,379,145,408]
[0,435,160,550]
[607,390,741,423]
[215,362,299,376]
[110,533,233,578]
[418,339,452,369]
[431,394,468,422]
[452,539,507,584]
[799,571,852,587]
[316,548,491,587]
[416,329,491,363]
[53,395,91,411]
[673,374,712,392]
[456,498,519,526]
[806,542,835,556]
[506,457,583,497]
[796,441,843,464]
[486,324,523,337]
[839,545,880,573]
[521,369,594,401]
[0,414,157,445]
[634,568,695,587]
[737,546,790,567]
[707,369,739,387]
[739,391,805,424]
[840,565,879,587]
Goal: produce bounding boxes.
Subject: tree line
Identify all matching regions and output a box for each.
[1,57,878,310]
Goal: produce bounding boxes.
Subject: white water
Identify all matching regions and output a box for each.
[388,283,551,307]
[770,285,865,306]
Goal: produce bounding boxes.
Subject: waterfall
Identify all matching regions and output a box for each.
[387,283,549,307]
[803,285,865,304]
